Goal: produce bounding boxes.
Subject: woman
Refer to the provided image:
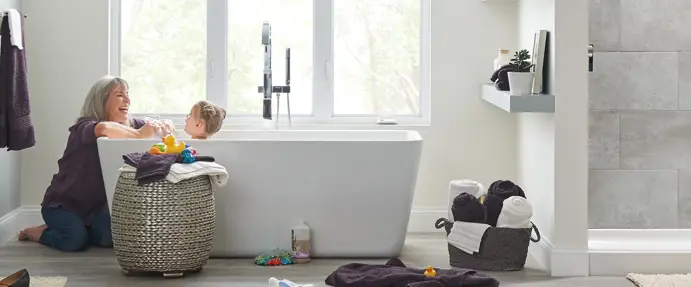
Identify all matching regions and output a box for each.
[18,75,168,252]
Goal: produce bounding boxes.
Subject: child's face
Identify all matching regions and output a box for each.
[184,105,207,138]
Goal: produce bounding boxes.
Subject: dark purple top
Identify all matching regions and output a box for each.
[41,116,145,224]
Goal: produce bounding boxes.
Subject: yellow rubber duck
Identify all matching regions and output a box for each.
[424,266,436,277]
[162,134,186,154]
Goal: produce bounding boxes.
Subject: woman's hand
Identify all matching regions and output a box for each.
[137,122,158,139]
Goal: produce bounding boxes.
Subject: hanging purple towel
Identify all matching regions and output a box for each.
[0,15,35,151]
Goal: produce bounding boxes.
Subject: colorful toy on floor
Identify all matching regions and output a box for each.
[424,266,437,277]
[268,277,314,287]
[254,249,294,266]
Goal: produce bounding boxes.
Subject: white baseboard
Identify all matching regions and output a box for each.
[528,234,552,272]
[0,206,42,244]
[588,229,691,275]
[407,206,447,233]
[1,205,446,244]
[551,248,589,277]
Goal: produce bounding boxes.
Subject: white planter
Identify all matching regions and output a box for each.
[508,72,535,96]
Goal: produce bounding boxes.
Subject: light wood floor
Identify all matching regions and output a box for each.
[0,233,631,286]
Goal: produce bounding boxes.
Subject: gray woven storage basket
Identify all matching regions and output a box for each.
[111,171,215,277]
[434,217,540,271]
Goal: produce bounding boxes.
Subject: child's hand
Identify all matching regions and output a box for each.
[159,119,175,137]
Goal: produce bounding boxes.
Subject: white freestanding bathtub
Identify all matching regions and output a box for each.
[97,130,423,258]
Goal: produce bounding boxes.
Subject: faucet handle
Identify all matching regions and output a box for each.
[262,22,271,45]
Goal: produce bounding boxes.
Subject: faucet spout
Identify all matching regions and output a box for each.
[257,22,292,127]
[261,22,273,120]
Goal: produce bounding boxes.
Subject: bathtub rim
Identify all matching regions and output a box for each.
[96,129,423,142]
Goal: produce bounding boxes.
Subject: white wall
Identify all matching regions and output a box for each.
[20,0,110,207]
[517,0,556,267]
[517,0,589,276]
[19,0,519,225]
[0,0,23,218]
[551,0,588,275]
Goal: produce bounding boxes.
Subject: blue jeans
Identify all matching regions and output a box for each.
[39,205,113,252]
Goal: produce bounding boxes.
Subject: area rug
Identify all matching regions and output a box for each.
[29,276,68,287]
[626,273,691,287]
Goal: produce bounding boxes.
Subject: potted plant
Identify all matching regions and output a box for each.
[507,49,535,96]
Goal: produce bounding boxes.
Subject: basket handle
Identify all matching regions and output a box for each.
[530,222,541,243]
[434,217,449,229]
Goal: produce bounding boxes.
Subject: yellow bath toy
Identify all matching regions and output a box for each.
[147,135,186,155]
[162,134,186,154]
[424,266,436,277]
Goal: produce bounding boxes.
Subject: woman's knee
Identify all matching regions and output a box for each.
[43,224,89,252]
[57,228,89,252]
[40,207,90,252]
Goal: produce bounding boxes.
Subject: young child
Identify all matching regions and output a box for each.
[184,100,227,139]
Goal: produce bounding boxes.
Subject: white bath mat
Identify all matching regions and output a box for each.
[626,273,691,287]
[30,276,68,287]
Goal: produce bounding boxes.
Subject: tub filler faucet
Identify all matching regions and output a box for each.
[258,22,292,129]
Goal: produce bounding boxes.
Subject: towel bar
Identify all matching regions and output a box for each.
[0,12,27,18]
[0,12,27,32]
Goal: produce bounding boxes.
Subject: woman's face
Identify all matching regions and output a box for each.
[105,84,130,123]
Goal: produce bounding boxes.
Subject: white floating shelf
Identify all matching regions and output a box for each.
[481,84,554,113]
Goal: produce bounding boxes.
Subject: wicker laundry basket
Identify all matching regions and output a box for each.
[111,171,216,278]
[434,218,540,271]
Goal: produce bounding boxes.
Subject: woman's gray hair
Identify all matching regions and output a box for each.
[79,75,131,126]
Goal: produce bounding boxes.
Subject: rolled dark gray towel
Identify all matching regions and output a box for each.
[451,192,486,224]
[488,180,526,200]
[483,193,504,227]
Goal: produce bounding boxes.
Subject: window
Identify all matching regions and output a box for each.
[112,0,430,125]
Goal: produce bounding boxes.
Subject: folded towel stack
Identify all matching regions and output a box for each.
[446,179,534,254]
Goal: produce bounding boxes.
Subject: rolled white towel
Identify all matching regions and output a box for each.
[448,179,485,221]
[496,196,533,228]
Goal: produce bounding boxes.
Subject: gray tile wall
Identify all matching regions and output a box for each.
[589,0,691,228]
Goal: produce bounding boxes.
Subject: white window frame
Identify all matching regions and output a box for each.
[110,0,431,127]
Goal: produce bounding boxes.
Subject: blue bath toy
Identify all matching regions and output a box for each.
[181,149,196,163]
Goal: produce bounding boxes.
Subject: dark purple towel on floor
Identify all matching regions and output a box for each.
[0,15,35,151]
[451,192,486,224]
[325,258,500,287]
[407,282,445,287]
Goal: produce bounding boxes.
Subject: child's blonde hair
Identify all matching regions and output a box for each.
[195,100,227,135]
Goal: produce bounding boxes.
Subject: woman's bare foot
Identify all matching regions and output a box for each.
[18,224,46,242]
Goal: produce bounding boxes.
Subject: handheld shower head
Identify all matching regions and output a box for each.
[262,22,271,46]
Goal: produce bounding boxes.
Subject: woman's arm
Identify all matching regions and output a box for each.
[95,121,153,139]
